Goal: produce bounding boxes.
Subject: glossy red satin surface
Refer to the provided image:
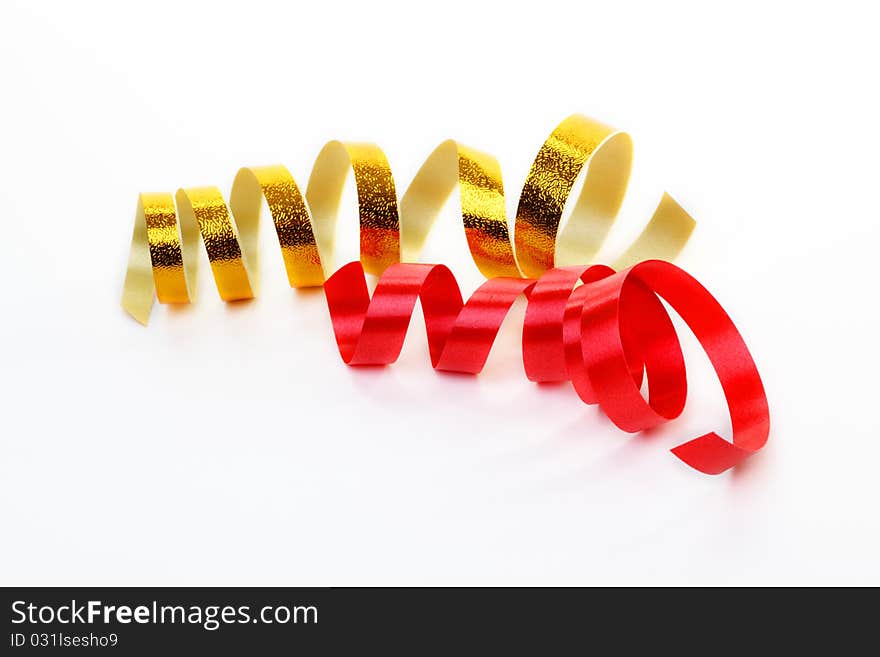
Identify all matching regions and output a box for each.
[324,261,769,475]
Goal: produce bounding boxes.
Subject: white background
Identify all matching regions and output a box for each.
[1,0,878,585]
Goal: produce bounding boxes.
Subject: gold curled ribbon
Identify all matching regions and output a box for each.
[122,114,696,324]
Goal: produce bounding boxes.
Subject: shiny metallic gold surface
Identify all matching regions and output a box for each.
[230,165,323,288]
[517,115,627,277]
[306,141,400,276]
[122,115,696,324]
[400,139,519,278]
[175,187,254,302]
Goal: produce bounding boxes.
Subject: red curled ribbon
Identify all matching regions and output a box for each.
[325,260,770,475]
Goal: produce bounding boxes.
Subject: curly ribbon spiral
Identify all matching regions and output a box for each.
[325,260,770,475]
[122,115,696,324]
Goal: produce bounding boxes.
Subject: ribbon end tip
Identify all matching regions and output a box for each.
[121,300,151,326]
[670,432,748,476]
